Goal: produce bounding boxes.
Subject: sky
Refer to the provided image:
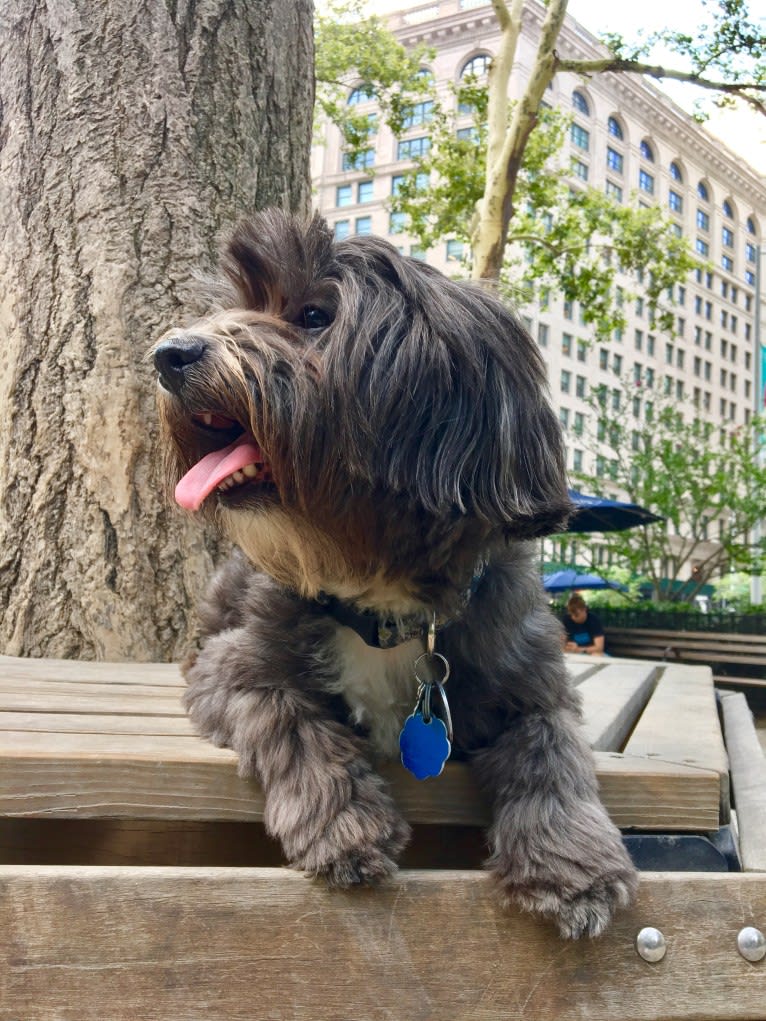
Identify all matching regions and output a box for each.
[344,0,766,176]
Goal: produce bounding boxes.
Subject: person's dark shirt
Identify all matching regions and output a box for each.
[562,610,604,648]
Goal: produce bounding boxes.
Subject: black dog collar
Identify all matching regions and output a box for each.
[315,559,487,649]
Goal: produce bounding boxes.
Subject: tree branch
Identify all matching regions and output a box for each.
[554,55,766,116]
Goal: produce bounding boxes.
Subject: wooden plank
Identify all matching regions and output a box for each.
[0,712,196,736]
[721,693,766,872]
[578,662,659,751]
[623,663,730,820]
[0,867,764,1021]
[604,628,766,645]
[0,751,720,831]
[563,656,602,684]
[0,681,185,716]
[0,653,184,686]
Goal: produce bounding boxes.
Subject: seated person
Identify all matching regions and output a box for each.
[561,593,605,656]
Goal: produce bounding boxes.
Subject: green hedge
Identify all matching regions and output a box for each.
[570,606,766,635]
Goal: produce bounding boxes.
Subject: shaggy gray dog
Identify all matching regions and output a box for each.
[153,209,637,939]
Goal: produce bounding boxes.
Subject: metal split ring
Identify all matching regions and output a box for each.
[413,651,450,687]
[420,680,454,743]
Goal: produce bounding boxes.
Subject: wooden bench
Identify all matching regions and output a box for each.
[1,652,765,1019]
[605,626,766,689]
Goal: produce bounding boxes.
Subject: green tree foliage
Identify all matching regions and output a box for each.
[315,0,764,317]
[571,379,766,602]
[315,1,434,155]
[389,79,698,335]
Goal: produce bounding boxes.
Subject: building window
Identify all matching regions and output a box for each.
[697,181,709,202]
[573,159,589,181]
[573,449,583,472]
[696,238,709,257]
[570,123,590,151]
[336,184,352,207]
[348,85,374,105]
[388,212,406,234]
[402,101,434,129]
[606,147,623,173]
[696,209,710,231]
[723,199,734,218]
[334,220,350,240]
[722,254,734,272]
[397,137,430,160]
[746,270,756,286]
[722,226,734,248]
[576,375,587,398]
[342,149,374,171]
[446,239,464,262]
[561,370,571,393]
[670,161,683,181]
[357,180,373,204]
[460,53,492,79]
[639,169,654,194]
[746,242,757,263]
[537,322,549,347]
[572,90,590,115]
[669,190,683,213]
[562,332,573,356]
[410,246,427,260]
[354,216,372,236]
[639,139,654,161]
[746,216,757,234]
[607,116,624,140]
[605,180,623,202]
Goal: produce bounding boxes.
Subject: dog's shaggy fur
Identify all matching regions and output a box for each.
[153,209,638,939]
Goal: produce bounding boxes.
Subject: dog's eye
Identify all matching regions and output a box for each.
[300,305,331,331]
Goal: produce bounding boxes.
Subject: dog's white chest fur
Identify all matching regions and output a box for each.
[331,626,423,758]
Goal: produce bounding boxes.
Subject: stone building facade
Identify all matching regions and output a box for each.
[311,0,766,577]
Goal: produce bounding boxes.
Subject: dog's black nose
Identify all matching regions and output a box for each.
[154,336,207,395]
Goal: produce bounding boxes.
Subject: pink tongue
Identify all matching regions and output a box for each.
[175,437,264,511]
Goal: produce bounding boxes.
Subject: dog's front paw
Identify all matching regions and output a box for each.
[499,866,637,940]
[489,802,639,939]
[294,791,411,888]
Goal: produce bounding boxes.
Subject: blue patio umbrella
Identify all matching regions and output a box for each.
[543,569,628,593]
[566,489,664,533]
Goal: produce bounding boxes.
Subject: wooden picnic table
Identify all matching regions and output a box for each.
[0,652,764,1020]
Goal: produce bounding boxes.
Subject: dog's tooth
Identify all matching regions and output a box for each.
[232,470,246,484]
[202,413,213,426]
[242,464,258,478]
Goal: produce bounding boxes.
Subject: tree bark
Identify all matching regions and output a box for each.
[0,0,314,659]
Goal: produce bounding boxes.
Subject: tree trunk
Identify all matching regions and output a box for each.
[0,0,314,659]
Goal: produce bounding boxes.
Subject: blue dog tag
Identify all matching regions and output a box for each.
[399,709,451,780]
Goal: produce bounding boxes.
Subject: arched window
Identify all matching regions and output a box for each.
[639,140,654,161]
[607,116,624,140]
[460,53,491,79]
[697,181,709,202]
[747,216,757,235]
[723,199,734,219]
[572,90,590,116]
[669,161,683,182]
[348,85,374,105]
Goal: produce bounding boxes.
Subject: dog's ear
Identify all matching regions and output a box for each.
[221,210,334,312]
[358,258,573,538]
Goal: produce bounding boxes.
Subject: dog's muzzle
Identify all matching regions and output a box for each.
[154,336,207,396]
